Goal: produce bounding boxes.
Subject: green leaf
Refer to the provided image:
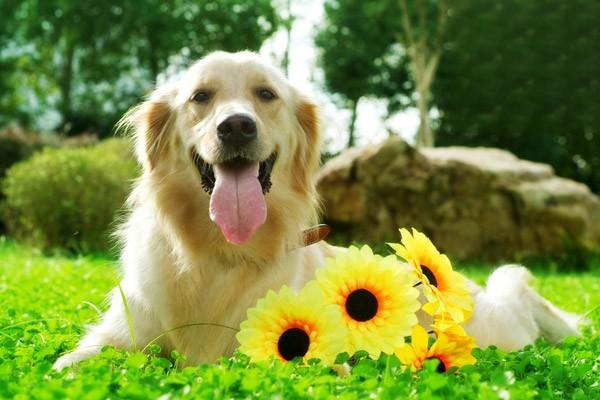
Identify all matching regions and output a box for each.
[125,352,147,369]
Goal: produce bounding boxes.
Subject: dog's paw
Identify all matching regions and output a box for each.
[53,348,98,371]
[331,363,351,377]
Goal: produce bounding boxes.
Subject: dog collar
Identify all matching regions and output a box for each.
[302,224,331,247]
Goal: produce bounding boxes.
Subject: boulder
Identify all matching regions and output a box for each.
[316,137,600,261]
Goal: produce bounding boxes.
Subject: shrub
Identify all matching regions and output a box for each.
[0,129,100,185]
[90,137,137,162]
[0,130,48,233]
[0,129,101,234]
[0,129,99,178]
[557,234,600,272]
[0,130,46,178]
[1,138,139,252]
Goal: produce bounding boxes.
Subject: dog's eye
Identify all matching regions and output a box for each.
[257,88,277,101]
[191,90,212,103]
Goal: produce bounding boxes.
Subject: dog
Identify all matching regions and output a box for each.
[53,51,581,370]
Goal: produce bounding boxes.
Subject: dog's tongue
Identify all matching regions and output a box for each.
[209,162,266,245]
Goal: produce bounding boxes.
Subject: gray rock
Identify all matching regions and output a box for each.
[316,137,600,261]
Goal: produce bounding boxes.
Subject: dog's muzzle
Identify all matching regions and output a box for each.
[192,152,276,195]
[191,150,277,245]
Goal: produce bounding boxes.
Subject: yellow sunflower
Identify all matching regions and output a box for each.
[433,322,473,345]
[314,245,420,357]
[388,228,473,324]
[432,310,473,333]
[397,324,477,372]
[236,284,345,365]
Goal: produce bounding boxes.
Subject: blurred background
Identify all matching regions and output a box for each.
[1,0,599,267]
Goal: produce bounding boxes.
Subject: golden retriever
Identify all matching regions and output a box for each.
[53,51,580,370]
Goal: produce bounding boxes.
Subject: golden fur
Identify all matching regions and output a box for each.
[54,51,580,371]
[53,51,337,369]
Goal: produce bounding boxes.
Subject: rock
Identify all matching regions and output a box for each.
[316,137,600,261]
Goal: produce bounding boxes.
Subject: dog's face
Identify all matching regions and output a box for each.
[178,52,291,167]
[128,51,320,249]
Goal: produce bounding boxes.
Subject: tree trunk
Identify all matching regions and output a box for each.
[282,0,292,76]
[415,85,433,147]
[59,38,76,132]
[147,30,159,80]
[397,0,448,149]
[148,50,159,81]
[347,99,359,148]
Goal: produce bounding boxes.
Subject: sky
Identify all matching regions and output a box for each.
[259,0,419,153]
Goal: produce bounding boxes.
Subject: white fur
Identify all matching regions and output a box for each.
[464,265,581,351]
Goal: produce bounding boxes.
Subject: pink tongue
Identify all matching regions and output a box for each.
[209,162,267,244]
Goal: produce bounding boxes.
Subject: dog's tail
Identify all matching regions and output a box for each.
[464,265,583,351]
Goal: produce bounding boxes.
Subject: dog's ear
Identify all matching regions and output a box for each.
[120,84,176,170]
[293,96,321,196]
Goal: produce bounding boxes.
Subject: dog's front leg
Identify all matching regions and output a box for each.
[53,282,162,371]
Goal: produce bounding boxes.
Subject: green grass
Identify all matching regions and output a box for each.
[1,238,599,399]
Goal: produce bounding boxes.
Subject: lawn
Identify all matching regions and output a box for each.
[1,238,599,399]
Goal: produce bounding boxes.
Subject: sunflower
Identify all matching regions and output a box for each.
[388,228,473,324]
[397,324,477,372]
[314,245,420,357]
[432,310,473,333]
[433,322,473,344]
[236,284,345,365]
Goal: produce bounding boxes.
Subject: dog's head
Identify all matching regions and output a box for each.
[124,51,321,249]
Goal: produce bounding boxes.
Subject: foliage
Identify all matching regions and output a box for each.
[315,0,412,147]
[0,2,22,127]
[316,0,458,148]
[435,0,600,193]
[1,139,138,252]
[0,240,598,399]
[0,129,99,234]
[0,0,279,135]
[557,235,600,272]
[90,137,137,162]
[0,130,100,180]
[0,130,45,180]
[0,130,56,233]
[0,135,32,234]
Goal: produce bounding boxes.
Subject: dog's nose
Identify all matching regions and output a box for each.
[217,114,257,146]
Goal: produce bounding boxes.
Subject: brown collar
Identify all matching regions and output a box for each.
[302,224,331,247]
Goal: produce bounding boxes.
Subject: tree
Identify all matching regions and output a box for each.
[315,0,411,148]
[0,1,27,127]
[1,0,279,135]
[434,0,600,193]
[316,0,455,148]
[397,0,449,147]
[279,0,294,76]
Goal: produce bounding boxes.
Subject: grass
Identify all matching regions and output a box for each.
[0,237,599,399]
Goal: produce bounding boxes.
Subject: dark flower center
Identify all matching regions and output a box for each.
[421,265,438,287]
[428,356,447,372]
[278,328,310,361]
[345,288,379,322]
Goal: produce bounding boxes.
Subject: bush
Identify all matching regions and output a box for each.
[1,138,139,252]
[0,130,45,178]
[90,137,137,161]
[0,129,99,178]
[0,129,100,234]
[0,130,48,233]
